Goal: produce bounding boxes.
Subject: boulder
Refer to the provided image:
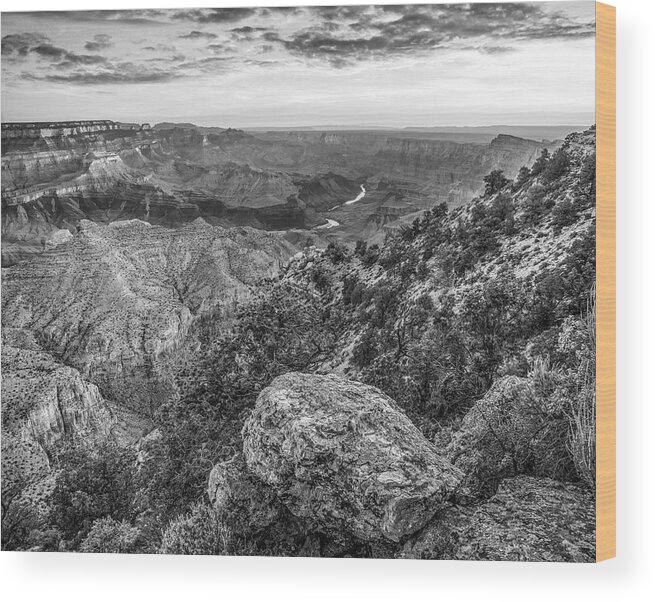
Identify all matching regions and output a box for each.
[208,454,285,533]
[242,372,463,544]
[207,454,321,557]
[402,476,595,562]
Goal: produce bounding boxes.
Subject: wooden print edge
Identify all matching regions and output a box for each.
[595,1,616,563]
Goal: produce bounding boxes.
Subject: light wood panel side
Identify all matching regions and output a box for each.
[595,1,616,563]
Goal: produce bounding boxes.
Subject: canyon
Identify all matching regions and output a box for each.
[1,120,557,266]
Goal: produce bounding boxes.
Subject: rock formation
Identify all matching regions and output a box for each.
[206,372,594,560]
[241,372,463,544]
[2,218,295,414]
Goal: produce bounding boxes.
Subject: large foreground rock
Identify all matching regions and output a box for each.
[402,476,595,562]
[242,372,463,544]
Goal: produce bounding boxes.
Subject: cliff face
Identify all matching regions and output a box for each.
[2,218,295,413]
[1,217,296,524]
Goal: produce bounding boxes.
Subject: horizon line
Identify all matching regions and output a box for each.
[0,119,594,129]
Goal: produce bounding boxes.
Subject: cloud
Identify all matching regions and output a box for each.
[1,32,48,57]
[27,10,168,24]
[171,8,256,24]
[2,33,107,66]
[270,3,595,67]
[142,44,176,52]
[2,4,594,87]
[84,34,113,51]
[43,63,177,84]
[179,30,217,40]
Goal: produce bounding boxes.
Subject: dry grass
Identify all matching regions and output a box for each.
[565,288,596,488]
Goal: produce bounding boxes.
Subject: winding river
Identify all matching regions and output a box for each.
[344,184,366,205]
[316,218,340,230]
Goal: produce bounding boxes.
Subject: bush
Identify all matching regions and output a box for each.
[577,152,596,205]
[521,184,551,226]
[552,198,578,233]
[542,148,571,183]
[513,166,531,190]
[354,240,367,257]
[530,149,550,177]
[559,293,596,487]
[49,441,137,548]
[448,369,576,497]
[80,517,141,553]
[483,170,509,196]
[361,243,380,266]
[159,503,233,555]
[324,241,350,264]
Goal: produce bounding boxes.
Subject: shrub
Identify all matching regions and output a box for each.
[530,149,550,177]
[521,184,551,226]
[513,166,531,189]
[80,517,141,554]
[543,148,571,183]
[559,292,596,487]
[324,241,350,264]
[160,504,233,555]
[552,198,578,233]
[448,369,576,497]
[577,152,596,205]
[361,243,380,266]
[49,441,137,548]
[354,240,367,257]
[483,170,510,196]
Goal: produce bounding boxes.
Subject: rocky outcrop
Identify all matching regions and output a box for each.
[242,372,463,544]
[0,345,125,541]
[208,454,286,535]
[402,476,595,562]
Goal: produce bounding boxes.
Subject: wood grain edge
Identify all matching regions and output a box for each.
[595,1,616,563]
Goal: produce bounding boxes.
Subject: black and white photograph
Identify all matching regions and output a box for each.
[2,2,600,561]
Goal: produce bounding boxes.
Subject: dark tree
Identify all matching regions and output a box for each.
[483,169,510,196]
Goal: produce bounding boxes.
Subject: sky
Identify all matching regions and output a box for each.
[1,3,596,128]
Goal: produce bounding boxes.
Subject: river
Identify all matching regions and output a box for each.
[316,218,340,230]
[344,184,366,205]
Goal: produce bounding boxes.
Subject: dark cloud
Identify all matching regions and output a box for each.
[142,44,176,52]
[271,3,594,67]
[2,32,48,57]
[42,63,177,84]
[2,34,107,66]
[84,34,113,51]
[171,8,256,24]
[34,44,106,65]
[231,26,266,34]
[208,44,232,54]
[179,31,217,40]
